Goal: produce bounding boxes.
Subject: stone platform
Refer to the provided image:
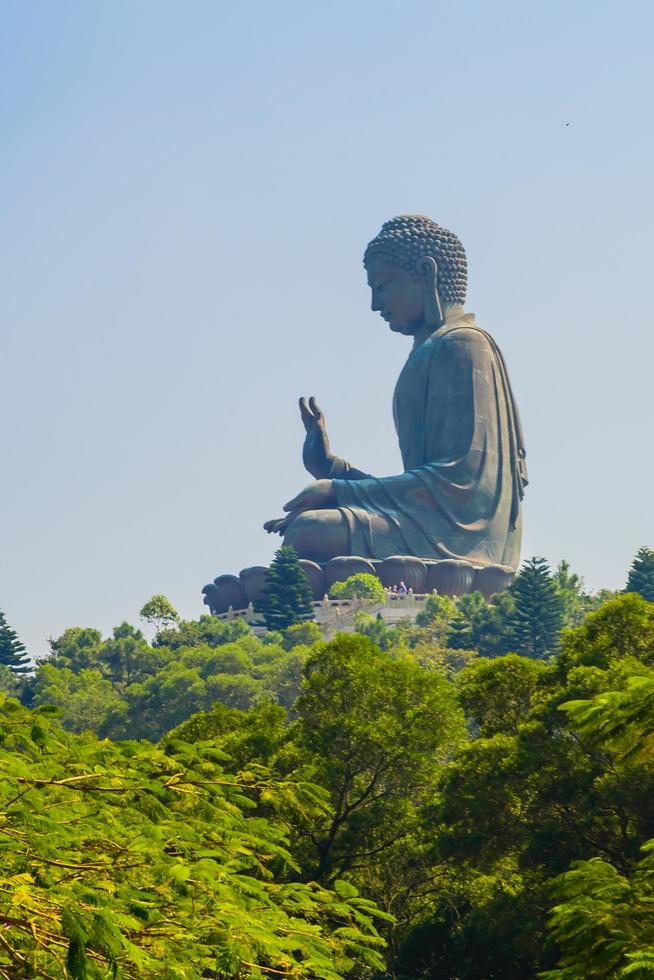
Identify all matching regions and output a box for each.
[202,555,514,616]
[210,591,438,638]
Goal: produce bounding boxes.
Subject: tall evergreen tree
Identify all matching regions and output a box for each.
[509,556,564,659]
[626,546,654,602]
[256,546,315,631]
[554,559,594,627]
[0,609,31,675]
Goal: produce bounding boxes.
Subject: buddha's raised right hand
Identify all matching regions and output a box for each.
[300,396,334,479]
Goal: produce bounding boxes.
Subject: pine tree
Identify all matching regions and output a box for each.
[554,559,594,627]
[256,546,315,631]
[626,546,654,603]
[509,556,564,659]
[0,609,31,675]
[446,612,475,650]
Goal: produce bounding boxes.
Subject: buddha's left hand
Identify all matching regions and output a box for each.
[264,515,292,535]
[284,479,335,513]
[263,480,335,536]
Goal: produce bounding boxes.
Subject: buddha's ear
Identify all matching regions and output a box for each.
[416,256,443,327]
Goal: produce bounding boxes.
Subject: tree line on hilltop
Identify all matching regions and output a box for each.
[0,545,653,976]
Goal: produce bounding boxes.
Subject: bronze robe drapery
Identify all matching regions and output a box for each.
[330,309,527,569]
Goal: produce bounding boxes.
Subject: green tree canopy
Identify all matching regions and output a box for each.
[154,614,250,650]
[31,664,127,735]
[408,594,654,978]
[0,608,31,674]
[48,626,103,671]
[290,634,465,883]
[328,573,386,603]
[457,654,549,736]
[281,620,323,650]
[559,591,654,672]
[510,556,564,659]
[554,560,596,627]
[0,693,388,977]
[542,848,654,980]
[13,558,653,978]
[0,663,23,696]
[626,545,654,603]
[542,665,654,978]
[28,617,317,741]
[256,546,315,631]
[139,594,180,636]
[414,593,457,632]
[439,590,517,658]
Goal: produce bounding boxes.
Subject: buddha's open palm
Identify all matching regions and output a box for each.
[263,479,335,536]
[300,397,333,478]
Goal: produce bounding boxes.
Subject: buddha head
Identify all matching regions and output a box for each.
[364,215,467,335]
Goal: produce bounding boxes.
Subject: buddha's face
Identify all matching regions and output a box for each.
[366,257,426,335]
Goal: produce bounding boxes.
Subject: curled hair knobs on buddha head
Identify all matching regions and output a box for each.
[364,215,467,305]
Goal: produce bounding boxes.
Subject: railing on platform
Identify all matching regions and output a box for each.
[212,588,437,630]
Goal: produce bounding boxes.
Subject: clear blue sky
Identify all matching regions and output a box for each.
[2,0,653,658]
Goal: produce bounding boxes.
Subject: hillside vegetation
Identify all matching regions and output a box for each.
[1,551,654,977]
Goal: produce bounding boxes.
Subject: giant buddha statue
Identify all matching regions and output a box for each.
[263,215,528,575]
